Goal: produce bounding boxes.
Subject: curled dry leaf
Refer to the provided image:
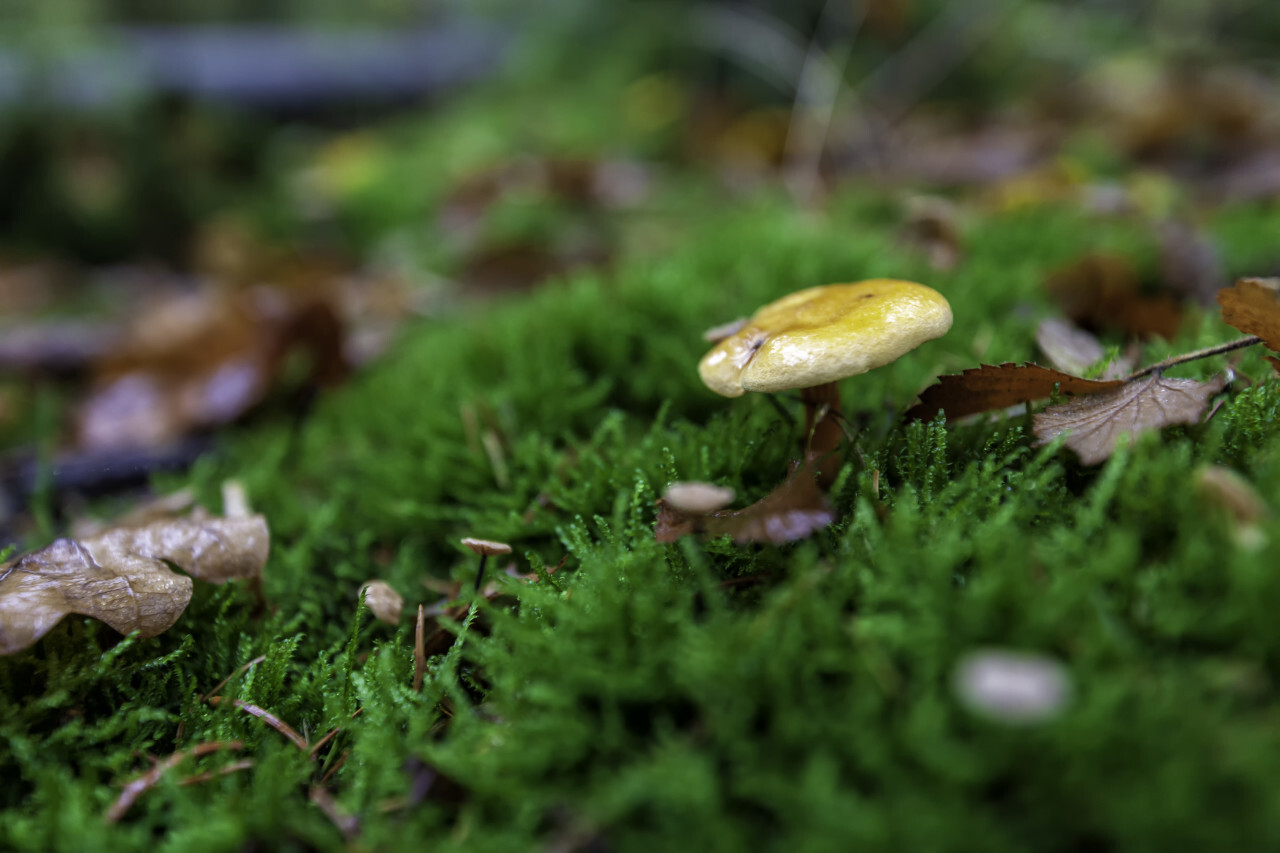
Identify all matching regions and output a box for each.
[1032,373,1227,465]
[0,512,269,655]
[906,363,1124,422]
[656,462,832,544]
[1217,277,1280,352]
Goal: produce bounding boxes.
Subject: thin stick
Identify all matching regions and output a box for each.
[204,655,267,701]
[179,759,255,787]
[1127,336,1262,379]
[309,785,360,841]
[319,749,350,786]
[308,727,342,760]
[105,741,244,822]
[413,604,427,692]
[207,697,308,752]
[783,0,860,206]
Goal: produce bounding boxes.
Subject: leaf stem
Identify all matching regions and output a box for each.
[1127,336,1262,379]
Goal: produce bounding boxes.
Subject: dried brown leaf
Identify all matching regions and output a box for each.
[1158,221,1225,307]
[1035,318,1106,377]
[906,363,1124,422]
[0,513,269,655]
[1035,318,1138,380]
[1218,277,1280,352]
[1045,253,1182,340]
[899,195,962,272]
[75,289,347,452]
[1032,373,1227,465]
[653,500,695,544]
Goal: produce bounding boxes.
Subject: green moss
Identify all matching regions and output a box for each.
[5,180,1280,851]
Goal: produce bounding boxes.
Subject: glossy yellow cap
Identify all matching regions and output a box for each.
[698,279,952,397]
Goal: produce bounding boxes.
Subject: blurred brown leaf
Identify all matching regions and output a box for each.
[75,288,346,451]
[1218,277,1280,352]
[1032,373,1227,465]
[905,363,1124,422]
[1158,221,1225,307]
[1045,253,1182,340]
[0,510,269,654]
[899,196,962,271]
[457,241,610,297]
[440,157,650,234]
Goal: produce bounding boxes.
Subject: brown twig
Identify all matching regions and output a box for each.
[320,749,350,786]
[204,655,267,701]
[309,785,360,842]
[719,572,774,589]
[207,697,308,752]
[413,603,427,692]
[105,741,244,822]
[1126,336,1262,380]
[308,726,342,760]
[179,759,255,787]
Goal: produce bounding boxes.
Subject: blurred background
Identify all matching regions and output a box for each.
[1,0,1278,536]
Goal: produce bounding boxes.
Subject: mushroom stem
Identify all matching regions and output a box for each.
[800,382,845,485]
[473,555,489,593]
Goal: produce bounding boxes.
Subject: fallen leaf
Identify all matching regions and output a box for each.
[898,195,962,271]
[0,320,122,377]
[1217,277,1280,352]
[1032,373,1227,465]
[905,363,1124,422]
[656,462,832,544]
[75,288,347,451]
[456,241,610,298]
[1035,318,1137,379]
[0,511,269,655]
[1045,253,1182,340]
[1158,221,1224,307]
[1035,318,1106,377]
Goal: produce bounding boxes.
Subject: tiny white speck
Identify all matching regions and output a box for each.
[953,649,1071,724]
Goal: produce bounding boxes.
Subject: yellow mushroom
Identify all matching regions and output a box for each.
[698,279,952,477]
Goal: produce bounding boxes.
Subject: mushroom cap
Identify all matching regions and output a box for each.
[360,580,404,625]
[698,279,953,397]
[461,537,513,556]
[662,481,736,515]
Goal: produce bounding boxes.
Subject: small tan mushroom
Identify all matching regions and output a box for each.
[662,482,736,515]
[699,279,952,480]
[360,580,404,625]
[461,537,513,592]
